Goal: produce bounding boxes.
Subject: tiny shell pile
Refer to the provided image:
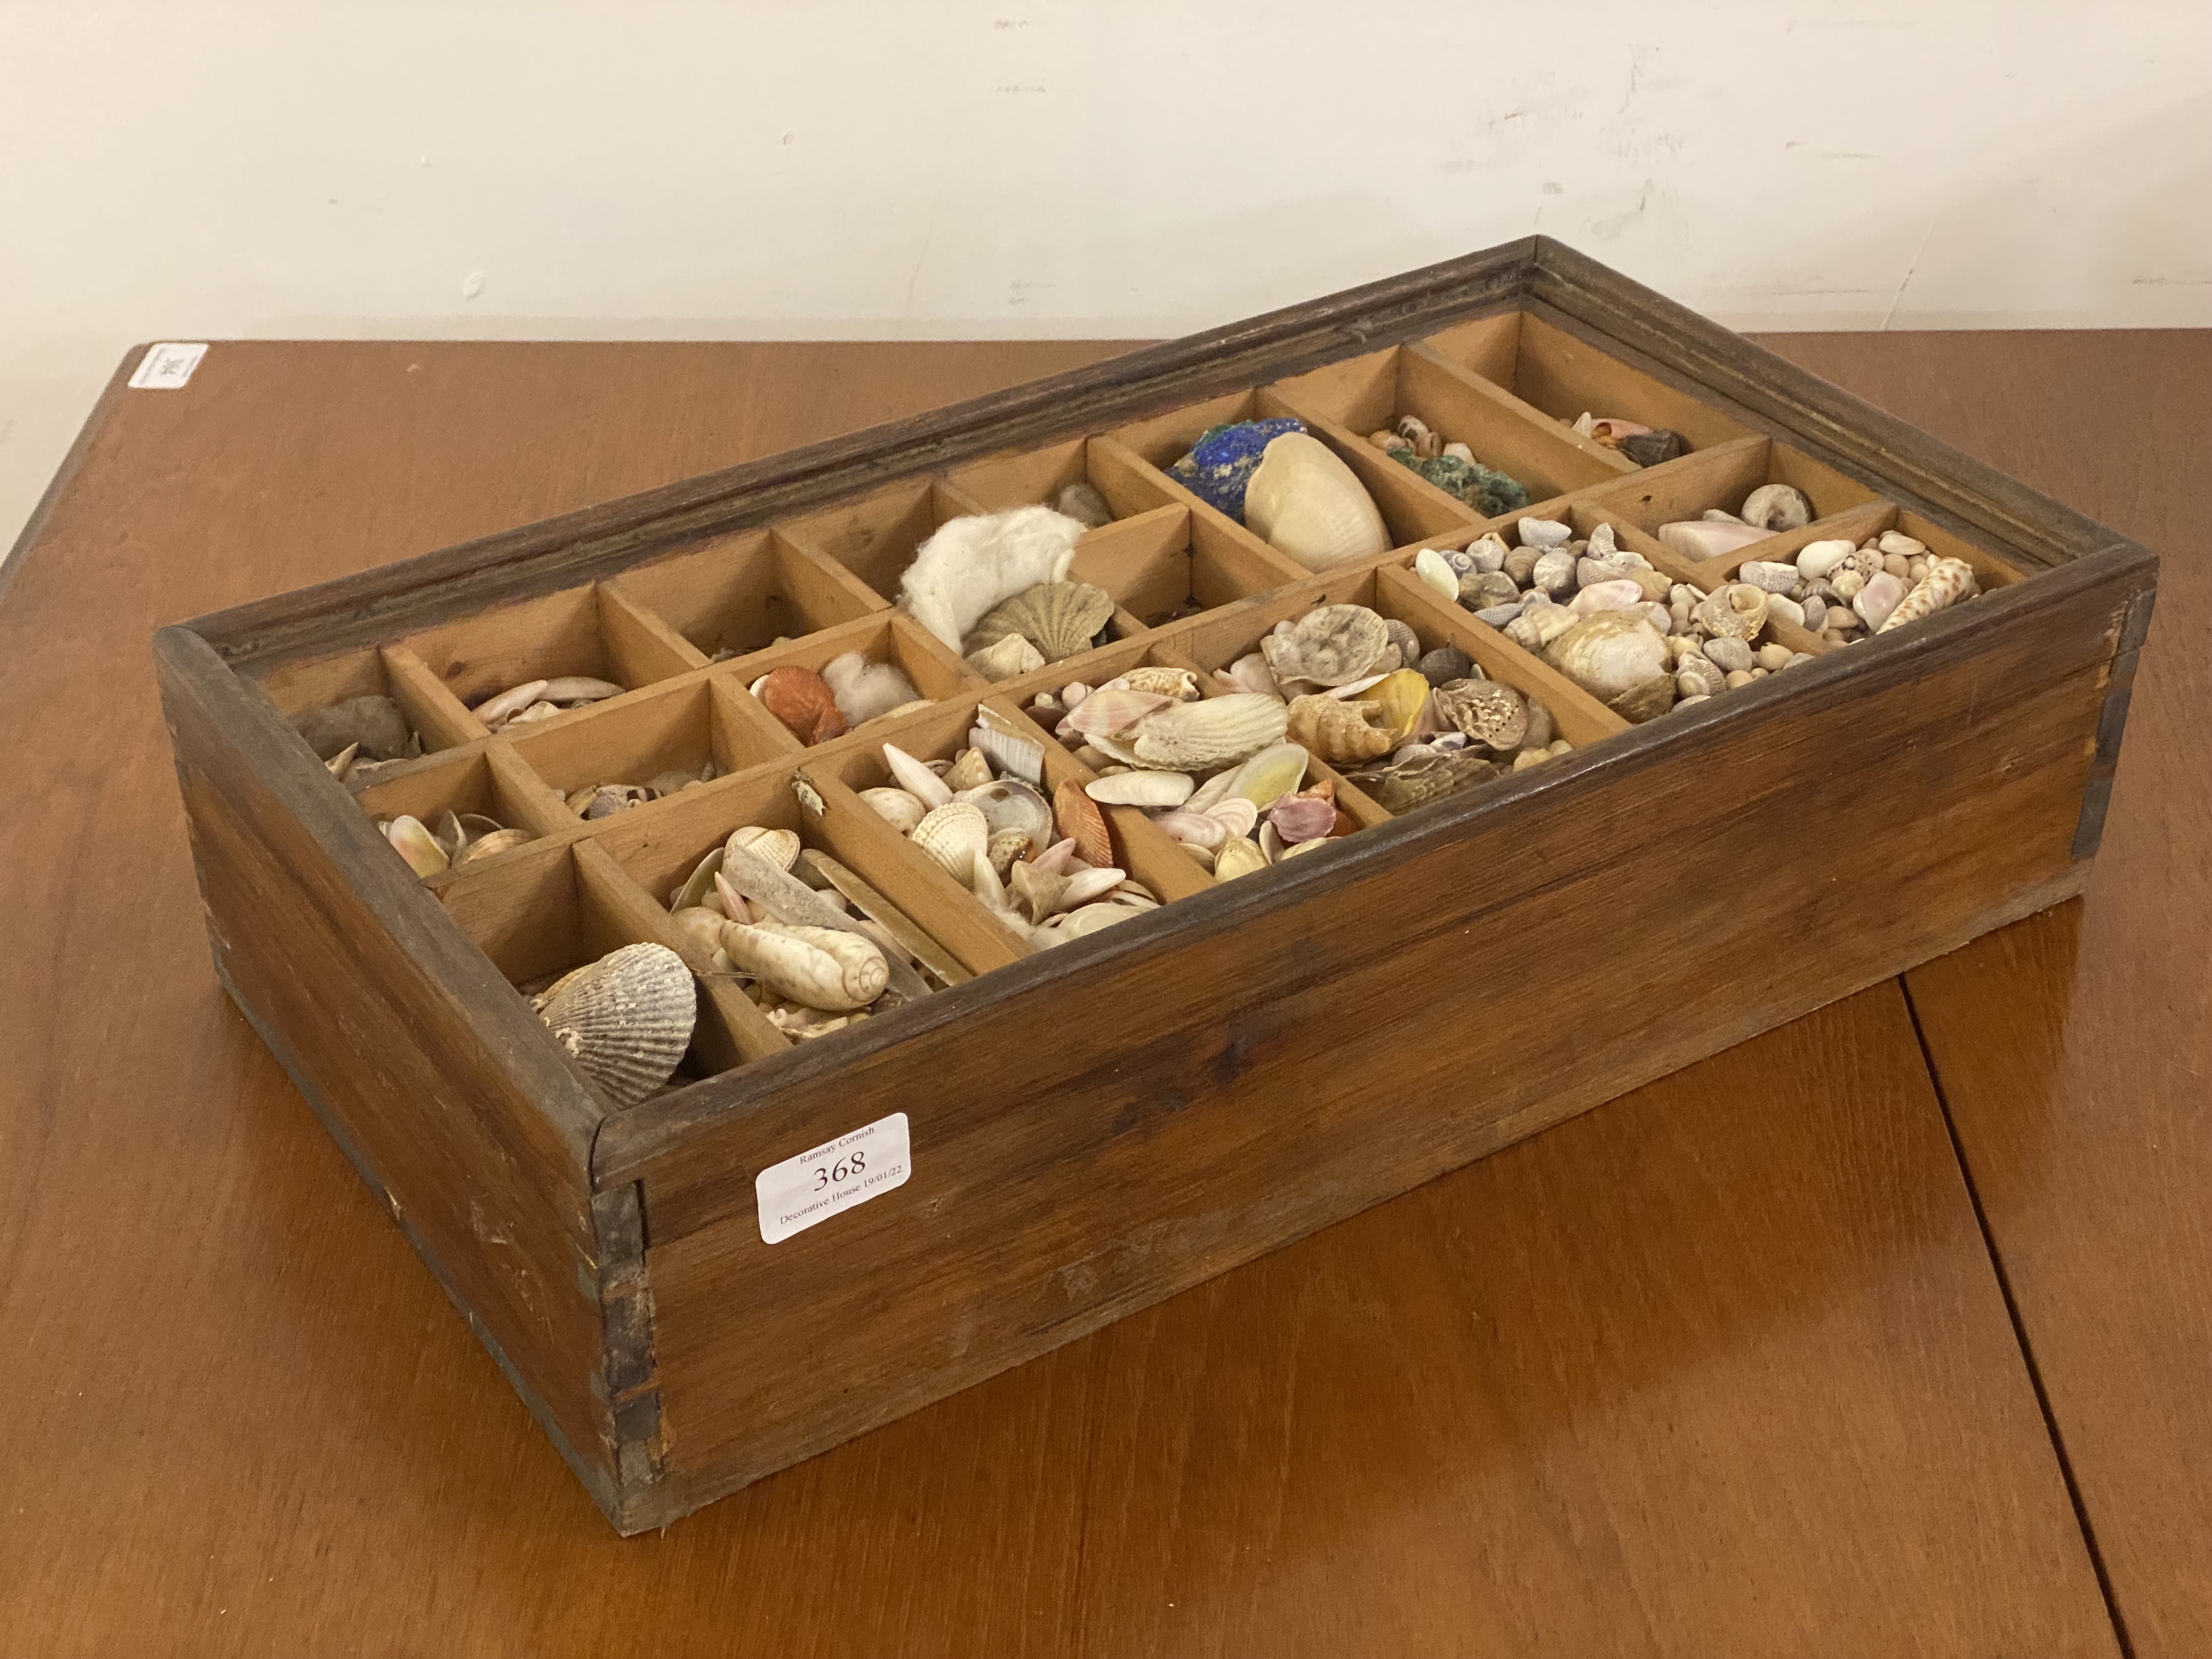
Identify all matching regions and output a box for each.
[1740,530,1983,647]
[295,694,423,792]
[377,808,531,877]
[865,727,1164,946]
[1570,412,1686,467]
[560,761,719,821]
[1364,415,1530,517]
[1167,420,1390,572]
[529,942,696,1107]
[1656,483,1817,562]
[474,675,624,731]
[665,821,930,1040]
[1414,514,1815,721]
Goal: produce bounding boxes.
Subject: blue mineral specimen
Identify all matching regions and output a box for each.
[1165,417,1306,521]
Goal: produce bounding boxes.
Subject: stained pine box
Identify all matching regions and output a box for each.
[155,239,2156,1533]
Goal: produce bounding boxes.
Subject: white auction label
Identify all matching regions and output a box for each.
[755,1111,911,1244]
[128,342,209,390]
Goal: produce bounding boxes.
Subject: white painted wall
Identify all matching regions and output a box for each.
[5,1,2208,550]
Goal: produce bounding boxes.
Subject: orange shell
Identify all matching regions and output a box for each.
[1052,779,1113,869]
[757,666,847,746]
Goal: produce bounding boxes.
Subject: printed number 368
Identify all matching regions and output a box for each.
[814,1150,867,1190]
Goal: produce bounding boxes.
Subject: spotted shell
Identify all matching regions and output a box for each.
[1431,679,1528,751]
[532,943,696,1108]
[1260,604,1391,687]
[1129,693,1290,771]
[971,580,1115,664]
[1285,693,1393,765]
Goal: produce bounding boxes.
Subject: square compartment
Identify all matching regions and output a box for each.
[398,582,706,719]
[606,528,885,663]
[504,675,795,821]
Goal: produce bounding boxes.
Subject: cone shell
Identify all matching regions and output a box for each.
[533,943,695,1108]
[1053,780,1113,868]
[1243,433,1390,571]
[1128,693,1290,770]
[1543,612,1673,699]
[725,825,800,873]
[1261,605,1390,687]
[755,666,847,744]
[1285,693,1393,765]
[720,922,887,1012]
[910,802,989,883]
[1878,556,1977,633]
[972,581,1115,664]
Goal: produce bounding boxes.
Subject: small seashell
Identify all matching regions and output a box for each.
[1738,560,1800,594]
[1432,679,1528,751]
[967,633,1047,682]
[859,786,928,834]
[883,744,954,809]
[955,778,1055,847]
[1794,539,1855,581]
[1009,857,1069,923]
[1606,672,1677,723]
[1058,866,1128,911]
[969,722,1046,785]
[1222,743,1310,813]
[1741,483,1813,532]
[1676,654,1725,699]
[1129,693,1290,770]
[453,827,532,867]
[384,815,449,878]
[755,666,847,745]
[1831,568,1867,601]
[1345,750,1498,812]
[1413,428,1444,460]
[1877,531,1928,559]
[1395,414,1431,443]
[1086,770,1195,808]
[1380,618,1422,672]
[1030,837,1081,877]
[1364,669,1433,743]
[1570,578,1646,617]
[506,701,562,727]
[1694,583,1770,641]
[1764,593,1807,630]
[1543,612,1673,699]
[940,746,994,794]
[1212,839,1268,881]
[1121,666,1201,701]
[1415,646,1472,687]
[792,775,828,817]
[1286,693,1393,765]
[1054,481,1114,529]
[910,802,989,883]
[1063,686,1173,739]
[1460,569,1520,612]
[1517,517,1573,549]
[1801,594,1828,631]
[1701,635,1755,675]
[971,580,1116,664]
[532,944,695,1108]
[1853,571,1908,631]
[323,741,360,781]
[1443,441,1475,463]
[986,827,1034,878]
[970,851,1011,914]
[1756,642,1795,673]
[1658,519,1770,562]
[296,694,417,763]
[473,681,552,731]
[1053,781,1113,868]
[1618,430,1686,467]
[726,825,800,873]
[1261,603,1391,686]
[1413,548,1459,601]
[1531,546,1578,599]
[670,847,727,913]
[1048,902,1142,940]
[1268,792,1338,844]
[1243,433,1391,571]
[1156,809,1230,849]
[720,923,887,1012]
[1520,696,1556,752]
[1465,533,1510,573]
[1222,652,1283,699]
[1878,556,1976,633]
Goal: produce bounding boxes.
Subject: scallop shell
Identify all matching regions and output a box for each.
[1053,780,1113,868]
[1542,612,1673,699]
[1120,666,1201,701]
[1129,693,1290,770]
[966,633,1046,682]
[1222,743,1310,812]
[1212,839,1269,881]
[755,666,847,745]
[1694,583,1770,641]
[969,722,1045,785]
[725,825,800,873]
[972,581,1115,663]
[720,923,887,1012]
[384,815,449,878]
[1242,433,1391,571]
[940,747,993,793]
[1261,605,1390,687]
[1431,679,1528,750]
[1086,770,1195,808]
[909,802,989,883]
[1285,693,1392,765]
[1741,483,1813,532]
[955,778,1054,847]
[858,786,928,834]
[533,943,695,1108]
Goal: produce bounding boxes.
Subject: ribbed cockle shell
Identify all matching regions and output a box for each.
[1128,693,1290,770]
[909,802,989,883]
[533,943,696,1108]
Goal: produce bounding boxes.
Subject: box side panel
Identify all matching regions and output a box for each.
[617,550,2151,1526]
[155,627,625,1517]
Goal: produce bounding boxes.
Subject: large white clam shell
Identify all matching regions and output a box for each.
[1128,693,1290,771]
[720,922,888,1012]
[1242,433,1390,572]
[533,943,696,1108]
[1542,612,1673,699]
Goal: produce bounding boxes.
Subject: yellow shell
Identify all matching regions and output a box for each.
[1364,669,1433,743]
[1212,839,1269,881]
[1243,434,1390,571]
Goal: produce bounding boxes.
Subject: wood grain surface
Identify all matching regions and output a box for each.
[1763,331,2212,1659]
[0,329,2182,1656]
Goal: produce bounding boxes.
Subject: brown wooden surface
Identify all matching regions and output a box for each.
[0,329,2192,1655]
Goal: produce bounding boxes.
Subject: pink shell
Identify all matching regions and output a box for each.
[1268,794,1338,845]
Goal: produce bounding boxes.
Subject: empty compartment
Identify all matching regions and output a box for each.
[778,477,995,606]
[723,612,972,746]
[607,527,885,662]
[1420,309,1760,458]
[504,675,795,825]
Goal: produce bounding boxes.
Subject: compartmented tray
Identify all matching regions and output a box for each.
[155,239,2157,1533]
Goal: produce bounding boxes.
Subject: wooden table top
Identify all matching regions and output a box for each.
[3,330,2202,1658]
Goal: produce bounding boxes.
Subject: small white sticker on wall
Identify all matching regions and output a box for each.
[128,343,209,390]
[755,1111,911,1244]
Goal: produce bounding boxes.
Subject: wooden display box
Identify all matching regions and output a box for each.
[155,239,2156,1533]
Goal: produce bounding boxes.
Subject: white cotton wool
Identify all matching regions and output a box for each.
[820,653,922,727]
[896,506,1084,650]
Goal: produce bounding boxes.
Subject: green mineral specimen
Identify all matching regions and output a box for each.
[1397,452,1530,517]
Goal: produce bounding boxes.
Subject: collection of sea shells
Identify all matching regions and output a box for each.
[1364,414,1530,517]
[1735,531,1982,647]
[376,809,531,877]
[1570,412,1687,468]
[866,727,1167,945]
[557,761,720,820]
[294,694,424,792]
[473,675,625,730]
